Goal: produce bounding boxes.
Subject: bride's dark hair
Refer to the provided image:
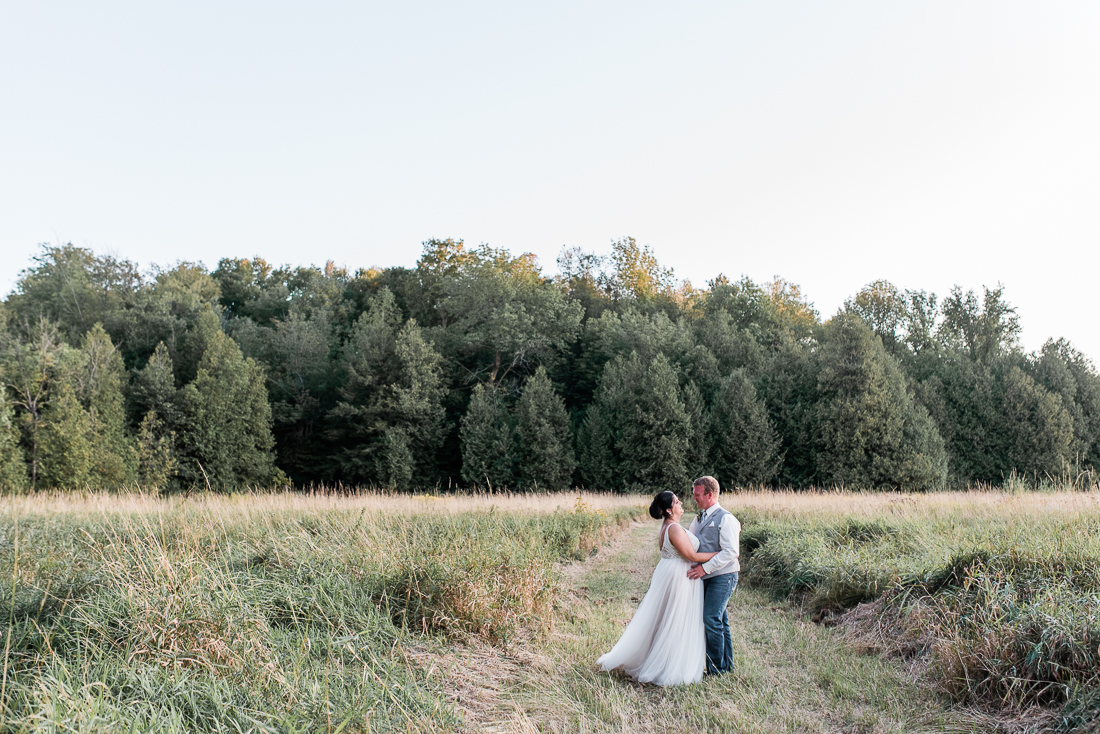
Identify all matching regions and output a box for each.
[649,491,676,520]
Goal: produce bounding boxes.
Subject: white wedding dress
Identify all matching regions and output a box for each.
[597,525,706,686]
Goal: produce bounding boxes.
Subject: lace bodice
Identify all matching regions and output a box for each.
[660,525,700,560]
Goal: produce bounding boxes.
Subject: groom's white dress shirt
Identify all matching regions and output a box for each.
[691,503,740,575]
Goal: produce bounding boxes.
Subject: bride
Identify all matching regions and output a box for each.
[597,491,718,686]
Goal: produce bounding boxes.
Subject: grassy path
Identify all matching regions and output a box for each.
[441,519,995,733]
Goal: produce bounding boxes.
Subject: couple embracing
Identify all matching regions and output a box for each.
[597,476,740,687]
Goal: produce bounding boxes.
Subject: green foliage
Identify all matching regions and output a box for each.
[1000,365,1074,477]
[1031,338,1100,474]
[514,367,575,490]
[815,314,946,490]
[135,410,178,488]
[844,279,908,354]
[177,318,281,490]
[0,386,28,491]
[231,306,339,481]
[460,383,515,488]
[331,289,446,487]
[938,284,1021,363]
[1,243,1097,491]
[78,324,137,487]
[920,356,1004,483]
[580,353,693,491]
[112,261,220,370]
[437,245,583,387]
[709,369,782,487]
[7,243,141,342]
[756,338,820,487]
[37,382,94,489]
[606,236,677,302]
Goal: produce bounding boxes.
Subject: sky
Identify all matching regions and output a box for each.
[3,2,1099,357]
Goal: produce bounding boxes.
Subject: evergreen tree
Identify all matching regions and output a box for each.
[376,426,415,489]
[177,306,225,385]
[681,380,711,474]
[0,388,28,492]
[37,382,94,489]
[381,321,447,483]
[1031,339,1100,474]
[78,324,137,487]
[135,410,178,488]
[0,318,74,488]
[1000,365,1073,479]
[460,383,515,489]
[177,325,281,490]
[233,306,339,482]
[922,357,1004,484]
[514,366,575,490]
[709,369,782,487]
[130,342,184,429]
[756,337,820,487]
[331,289,446,486]
[815,314,946,490]
[580,353,693,491]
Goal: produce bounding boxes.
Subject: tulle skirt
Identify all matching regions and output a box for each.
[597,556,706,686]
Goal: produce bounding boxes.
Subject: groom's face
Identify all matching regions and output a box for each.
[693,484,716,511]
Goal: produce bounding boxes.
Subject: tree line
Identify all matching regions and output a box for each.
[0,238,1096,493]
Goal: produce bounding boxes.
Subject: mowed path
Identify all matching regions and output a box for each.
[435,519,994,734]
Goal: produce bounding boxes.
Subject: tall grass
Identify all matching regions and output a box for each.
[0,490,646,733]
[733,489,1100,727]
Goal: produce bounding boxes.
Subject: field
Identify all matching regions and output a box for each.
[2,489,1098,733]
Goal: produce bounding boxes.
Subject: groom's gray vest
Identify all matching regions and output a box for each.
[695,507,736,580]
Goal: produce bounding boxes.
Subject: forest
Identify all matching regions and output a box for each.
[0,238,1095,493]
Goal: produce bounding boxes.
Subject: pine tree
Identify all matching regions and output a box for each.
[79,324,137,487]
[580,353,693,491]
[924,357,1004,484]
[0,389,28,492]
[815,314,947,490]
[331,290,446,487]
[681,380,711,475]
[130,342,183,489]
[460,383,515,489]
[369,321,447,486]
[37,382,94,489]
[709,369,782,487]
[1001,365,1073,478]
[376,426,415,489]
[178,325,280,490]
[135,410,178,488]
[514,366,575,490]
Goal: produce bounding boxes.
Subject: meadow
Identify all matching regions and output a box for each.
[2,489,1099,733]
[735,489,1100,732]
[0,491,645,732]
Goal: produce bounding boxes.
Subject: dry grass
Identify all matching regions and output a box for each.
[733,488,1100,730]
[0,489,648,733]
[0,488,645,520]
[728,486,1100,521]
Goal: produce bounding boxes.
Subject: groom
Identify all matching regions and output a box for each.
[686,476,741,676]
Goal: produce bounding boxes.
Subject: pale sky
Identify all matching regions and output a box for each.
[3,2,1099,358]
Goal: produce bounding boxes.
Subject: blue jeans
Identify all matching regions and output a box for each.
[702,572,738,675]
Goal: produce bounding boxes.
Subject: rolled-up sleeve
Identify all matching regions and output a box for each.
[701,514,741,574]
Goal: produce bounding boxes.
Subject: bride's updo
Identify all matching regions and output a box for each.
[649,491,675,520]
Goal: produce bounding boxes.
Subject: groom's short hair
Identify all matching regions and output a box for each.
[693,476,720,496]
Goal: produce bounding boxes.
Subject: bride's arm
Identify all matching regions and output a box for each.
[668,524,718,564]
